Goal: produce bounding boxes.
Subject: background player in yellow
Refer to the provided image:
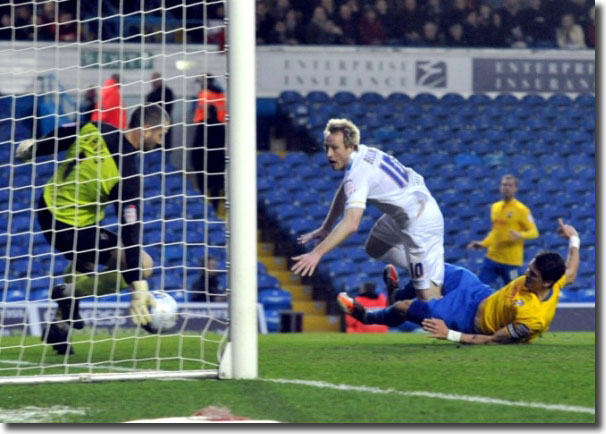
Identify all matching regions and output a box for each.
[339,218,579,344]
[467,174,539,287]
[16,104,170,355]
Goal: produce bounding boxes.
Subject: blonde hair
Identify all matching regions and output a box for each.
[324,118,360,150]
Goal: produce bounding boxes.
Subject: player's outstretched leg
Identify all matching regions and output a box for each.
[51,284,84,330]
[337,292,368,323]
[41,322,74,355]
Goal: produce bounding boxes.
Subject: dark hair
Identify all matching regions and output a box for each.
[128,104,170,129]
[534,252,566,284]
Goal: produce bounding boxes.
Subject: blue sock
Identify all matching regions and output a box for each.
[393,281,416,301]
[365,305,407,327]
[405,300,430,326]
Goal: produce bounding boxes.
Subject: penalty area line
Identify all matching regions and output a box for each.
[262,378,595,415]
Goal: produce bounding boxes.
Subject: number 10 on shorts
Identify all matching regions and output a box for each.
[409,263,424,279]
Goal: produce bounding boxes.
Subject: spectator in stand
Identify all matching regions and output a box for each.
[91,74,128,130]
[585,6,594,48]
[79,86,97,124]
[306,6,343,45]
[498,0,521,35]
[0,13,11,40]
[145,73,174,148]
[36,1,56,41]
[205,3,226,50]
[283,9,305,44]
[357,6,387,46]
[463,10,483,46]
[446,22,466,46]
[14,5,34,41]
[556,13,586,49]
[344,282,388,334]
[477,3,492,29]
[375,0,400,45]
[422,0,445,32]
[269,0,292,23]
[321,0,337,21]
[336,3,358,45]
[444,0,469,29]
[519,0,552,46]
[419,21,442,47]
[256,1,274,44]
[398,0,424,45]
[486,11,508,47]
[569,0,591,28]
[507,24,529,48]
[57,11,77,42]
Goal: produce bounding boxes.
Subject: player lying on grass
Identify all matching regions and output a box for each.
[16,104,170,355]
[338,219,579,344]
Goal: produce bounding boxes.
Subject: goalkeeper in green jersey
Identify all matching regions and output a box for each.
[16,104,170,355]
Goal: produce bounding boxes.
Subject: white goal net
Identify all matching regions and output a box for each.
[0,0,257,383]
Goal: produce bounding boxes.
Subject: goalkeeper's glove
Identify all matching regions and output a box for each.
[16,139,36,162]
[129,280,157,326]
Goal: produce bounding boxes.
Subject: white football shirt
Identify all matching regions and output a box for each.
[343,144,434,226]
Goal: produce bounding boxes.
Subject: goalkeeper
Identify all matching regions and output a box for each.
[16,104,170,355]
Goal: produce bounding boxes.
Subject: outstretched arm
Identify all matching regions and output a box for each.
[291,206,364,277]
[16,123,79,161]
[557,218,580,284]
[422,318,521,345]
[297,182,346,245]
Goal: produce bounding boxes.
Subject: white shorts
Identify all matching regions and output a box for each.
[369,196,444,288]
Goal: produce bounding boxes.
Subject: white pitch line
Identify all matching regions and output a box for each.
[263,378,595,416]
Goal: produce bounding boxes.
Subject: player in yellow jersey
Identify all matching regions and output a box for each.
[338,219,579,344]
[467,175,539,287]
[16,104,170,354]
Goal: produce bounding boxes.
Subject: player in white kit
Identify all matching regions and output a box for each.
[291,118,445,301]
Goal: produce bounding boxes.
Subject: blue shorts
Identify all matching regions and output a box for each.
[407,264,493,333]
[479,257,521,287]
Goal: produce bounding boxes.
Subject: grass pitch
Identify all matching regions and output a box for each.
[0,331,595,423]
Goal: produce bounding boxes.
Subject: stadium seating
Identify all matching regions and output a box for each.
[263,91,595,304]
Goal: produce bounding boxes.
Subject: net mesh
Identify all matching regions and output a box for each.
[0,0,231,381]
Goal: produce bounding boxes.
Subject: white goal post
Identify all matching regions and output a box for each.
[0,0,257,383]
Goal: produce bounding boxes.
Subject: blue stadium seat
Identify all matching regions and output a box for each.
[547,94,572,107]
[386,92,411,106]
[306,91,330,104]
[567,155,593,172]
[494,94,518,106]
[332,91,356,105]
[521,94,545,107]
[575,94,595,107]
[413,93,438,105]
[263,309,282,333]
[360,92,384,105]
[259,288,292,310]
[441,93,465,106]
[277,90,303,106]
[467,94,492,106]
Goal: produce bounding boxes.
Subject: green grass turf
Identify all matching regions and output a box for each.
[0,331,595,423]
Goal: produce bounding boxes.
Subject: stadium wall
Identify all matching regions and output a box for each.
[0,43,594,99]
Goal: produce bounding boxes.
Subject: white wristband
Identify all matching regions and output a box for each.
[569,236,580,249]
[447,329,462,343]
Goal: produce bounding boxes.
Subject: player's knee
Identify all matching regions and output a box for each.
[365,236,390,259]
[394,299,413,314]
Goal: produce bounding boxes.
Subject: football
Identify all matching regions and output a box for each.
[142,291,179,334]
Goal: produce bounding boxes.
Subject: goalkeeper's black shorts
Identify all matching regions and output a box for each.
[37,195,119,273]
